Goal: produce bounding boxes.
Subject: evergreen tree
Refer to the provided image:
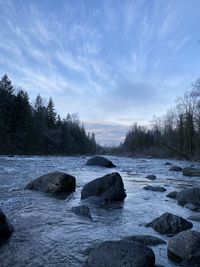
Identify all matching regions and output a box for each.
[0,74,15,153]
[0,74,96,155]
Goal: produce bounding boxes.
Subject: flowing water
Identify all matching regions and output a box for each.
[0,155,200,267]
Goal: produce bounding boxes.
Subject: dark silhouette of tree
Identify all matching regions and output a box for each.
[0,74,97,155]
[122,77,200,159]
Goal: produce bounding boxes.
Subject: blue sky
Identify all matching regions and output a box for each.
[0,0,200,145]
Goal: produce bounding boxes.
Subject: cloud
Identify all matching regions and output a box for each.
[0,0,199,145]
[84,121,129,146]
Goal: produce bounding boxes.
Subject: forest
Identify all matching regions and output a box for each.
[0,74,97,155]
[119,78,200,159]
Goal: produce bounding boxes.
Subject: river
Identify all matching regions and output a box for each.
[0,155,199,266]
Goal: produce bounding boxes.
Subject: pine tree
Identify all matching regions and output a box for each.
[46,97,57,128]
[0,74,15,153]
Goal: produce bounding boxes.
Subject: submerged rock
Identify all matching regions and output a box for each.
[146,212,193,236]
[83,240,155,267]
[182,167,200,177]
[188,214,200,221]
[169,165,182,172]
[184,203,198,211]
[0,209,13,240]
[168,230,200,262]
[71,205,92,220]
[143,185,166,192]
[25,171,76,193]
[81,172,126,203]
[122,234,166,246]
[86,156,116,168]
[145,175,157,180]
[177,187,200,208]
[166,191,178,199]
[164,162,172,166]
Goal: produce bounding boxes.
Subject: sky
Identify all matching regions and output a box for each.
[0,0,200,146]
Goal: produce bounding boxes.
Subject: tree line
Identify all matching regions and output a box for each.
[0,74,97,155]
[120,78,200,159]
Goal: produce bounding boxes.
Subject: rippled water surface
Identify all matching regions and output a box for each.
[0,155,200,267]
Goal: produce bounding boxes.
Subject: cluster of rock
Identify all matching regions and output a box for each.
[2,156,200,266]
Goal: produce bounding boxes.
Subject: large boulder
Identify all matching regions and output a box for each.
[86,156,116,168]
[83,240,155,267]
[182,167,200,176]
[0,209,13,240]
[25,171,76,193]
[176,187,200,208]
[81,172,126,203]
[168,230,200,262]
[146,212,193,236]
[143,185,166,192]
[169,165,182,172]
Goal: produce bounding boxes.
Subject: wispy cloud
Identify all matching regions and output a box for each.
[0,0,199,145]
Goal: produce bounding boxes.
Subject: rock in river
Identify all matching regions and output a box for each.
[164,162,172,166]
[177,187,200,208]
[166,191,178,199]
[188,214,200,221]
[71,205,92,220]
[169,165,182,172]
[86,156,116,168]
[145,175,157,180]
[81,172,126,203]
[182,167,200,176]
[83,240,155,267]
[0,209,13,240]
[143,185,166,192]
[146,212,193,236]
[25,171,76,193]
[168,230,200,262]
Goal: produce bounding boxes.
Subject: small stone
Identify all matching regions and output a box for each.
[166,191,178,199]
[143,185,166,192]
[145,175,157,180]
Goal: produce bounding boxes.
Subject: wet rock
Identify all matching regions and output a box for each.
[184,203,198,211]
[86,156,116,168]
[167,230,200,262]
[143,185,166,192]
[81,172,126,203]
[25,171,76,193]
[145,175,157,180]
[177,187,200,208]
[166,191,178,199]
[83,240,155,267]
[164,162,172,166]
[0,209,13,240]
[71,205,92,220]
[188,214,200,221]
[82,244,100,256]
[146,212,193,236]
[182,167,200,177]
[169,165,182,172]
[122,234,166,246]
